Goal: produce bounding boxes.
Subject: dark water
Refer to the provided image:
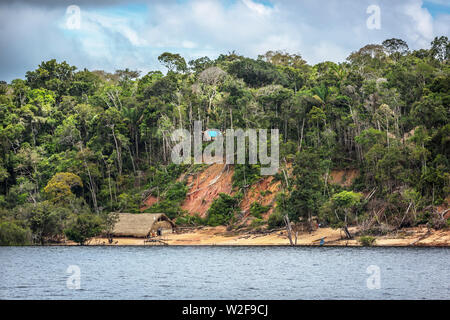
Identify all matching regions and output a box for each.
[0,246,449,300]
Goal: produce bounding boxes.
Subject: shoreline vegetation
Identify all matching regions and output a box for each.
[1,37,449,247]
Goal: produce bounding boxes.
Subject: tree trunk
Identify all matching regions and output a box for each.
[342,226,352,239]
[283,215,294,246]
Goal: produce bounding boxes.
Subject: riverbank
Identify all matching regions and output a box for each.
[79,226,450,246]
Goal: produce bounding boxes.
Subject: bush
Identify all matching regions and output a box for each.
[415,211,432,226]
[250,218,265,228]
[64,214,103,245]
[232,164,261,188]
[206,193,239,226]
[117,192,141,213]
[29,201,71,244]
[176,214,205,226]
[145,164,187,194]
[0,221,31,245]
[144,200,183,219]
[249,201,270,218]
[144,182,188,219]
[359,235,376,247]
[268,212,284,229]
[165,182,188,202]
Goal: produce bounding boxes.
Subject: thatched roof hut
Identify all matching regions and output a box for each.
[113,213,175,238]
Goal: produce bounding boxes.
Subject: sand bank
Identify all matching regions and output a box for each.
[80,226,450,247]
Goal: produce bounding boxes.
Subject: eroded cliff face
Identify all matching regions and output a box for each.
[140,163,283,224]
[139,164,449,246]
[181,164,235,218]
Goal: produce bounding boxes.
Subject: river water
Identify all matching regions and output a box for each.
[0,246,448,299]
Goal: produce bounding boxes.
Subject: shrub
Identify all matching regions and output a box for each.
[64,214,103,245]
[176,214,205,226]
[249,201,270,218]
[415,211,432,226]
[232,164,261,188]
[359,235,376,247]
[117,192,141,213]
[268,212,284,229]
[145,164,187,195]
[29,201,72,244]
[144,200,184,219]
[165,182,188,202]
[206,193,239,226]
[0,221,31,245]
[145,182,188,219]
[250,218,265,228]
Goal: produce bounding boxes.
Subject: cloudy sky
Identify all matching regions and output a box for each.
[0,0,449,82]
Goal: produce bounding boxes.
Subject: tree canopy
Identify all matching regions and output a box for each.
[0,36,449,244]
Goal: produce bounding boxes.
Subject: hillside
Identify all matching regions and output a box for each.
[0,37,449,245]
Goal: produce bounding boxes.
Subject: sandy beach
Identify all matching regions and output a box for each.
[80,226,450,247]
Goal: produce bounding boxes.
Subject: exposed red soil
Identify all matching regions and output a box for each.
[140,195,159,211]
[181,164,234,217]
[328,168,360,187]
[239,176,282,220]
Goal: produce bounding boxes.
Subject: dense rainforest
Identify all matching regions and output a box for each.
[0,37,449,245]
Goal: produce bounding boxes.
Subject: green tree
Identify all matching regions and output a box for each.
[64,213,103,245]
[0,221,31,245]
[44,172,83,203]
[279,150,324,229]
[158,52,187,73]
[206,193,240,226]
[321,191,363,238]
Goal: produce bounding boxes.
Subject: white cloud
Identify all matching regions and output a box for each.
[311,42,349,63]
[402,0,434,47]
[241,0,274,16]
[434,14,450,36]
[0,0,449,81]
[182,40,197,49]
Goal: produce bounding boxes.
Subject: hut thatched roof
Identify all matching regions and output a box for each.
[113,213,175,238]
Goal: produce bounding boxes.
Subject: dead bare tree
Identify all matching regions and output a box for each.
[283,214,295,246]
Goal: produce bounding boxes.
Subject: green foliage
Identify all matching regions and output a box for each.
[249,201,270,218]
[102,212,119,242]
[0,221,31,245]
[144,181,188,219]
[117,192,141,213]
[0,37,449,243]
[359,236,376,247]
[206,193,240,226]
[267,212,284,229]
[165,182,189,202]
[233,164,261,188]
[331,191,363,208]
[64,214,103,245]
[144,200,183,219]
[28,201,73,244]
[250,218,265,228]
[320,191,364,232]
[176,214,206,226]
[158,52,187,73]
[278,150,325,222]
[146,164,188,195]
[227,57,286,87]
[44,172,83,203]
